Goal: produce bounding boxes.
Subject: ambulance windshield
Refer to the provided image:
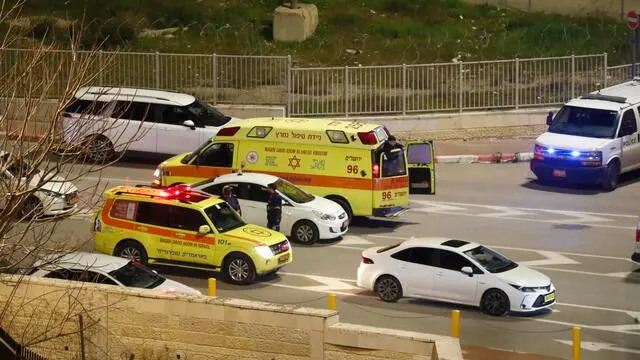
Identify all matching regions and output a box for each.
[205,202,246,232]
[548,105,619,139]
[275,178,314,204]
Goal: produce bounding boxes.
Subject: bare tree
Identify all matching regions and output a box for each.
[0,2,152,357]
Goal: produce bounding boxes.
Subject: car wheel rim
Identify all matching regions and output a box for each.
[485,292,506,314]
[376,278,399,301]
[90,139,110,162]
[296,225,314,243]
[229,258,249,282]
[121,247,141,262]
[22,198,42,218]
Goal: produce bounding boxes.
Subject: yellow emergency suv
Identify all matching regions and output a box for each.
[92,184,293,285]
[152,117,435,219]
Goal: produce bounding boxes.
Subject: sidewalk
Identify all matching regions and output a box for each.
[463,345,566,360]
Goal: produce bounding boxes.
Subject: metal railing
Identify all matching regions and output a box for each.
[0,48,636,117]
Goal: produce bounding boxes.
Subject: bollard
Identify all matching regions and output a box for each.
[572,327,581,360]
[451,310,460,338]
[208,278,216,297]
[328,293,336,310]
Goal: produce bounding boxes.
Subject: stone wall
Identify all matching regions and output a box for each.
[0,276,463,360]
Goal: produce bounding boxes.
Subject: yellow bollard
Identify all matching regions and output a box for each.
[328,293,336,310]
[451,310,460,338]
[208,278,216,297]
[572,327,581,360]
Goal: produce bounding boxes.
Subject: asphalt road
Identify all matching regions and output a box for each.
[34,156,640,360]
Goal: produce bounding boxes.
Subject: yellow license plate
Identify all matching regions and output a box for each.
[544,293,555,302]
[68,196,78,205]
[278,253,290,264]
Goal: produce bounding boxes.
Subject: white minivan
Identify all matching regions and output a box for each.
[59,86,240,162]
[531,79,640,191]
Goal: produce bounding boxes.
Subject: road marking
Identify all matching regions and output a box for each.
[541,210,613,224]
[518,251,580,266]
[338,235,374,246]
[554,340,640,354]
[476,205,534,218]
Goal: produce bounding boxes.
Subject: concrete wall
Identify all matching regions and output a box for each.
[464,0,640,19]
[0,276,463,360]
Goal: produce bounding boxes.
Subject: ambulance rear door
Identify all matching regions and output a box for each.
[406,141,435,194]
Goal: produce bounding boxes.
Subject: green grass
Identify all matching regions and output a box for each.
[12,0,633,66]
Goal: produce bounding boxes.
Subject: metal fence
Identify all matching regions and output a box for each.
[0,48,636,117]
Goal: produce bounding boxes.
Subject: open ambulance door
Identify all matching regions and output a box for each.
[406,141,435,194]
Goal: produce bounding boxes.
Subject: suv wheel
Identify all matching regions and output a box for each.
[115,240,148,265]
[85,136,115,164]
[224,253,256,285]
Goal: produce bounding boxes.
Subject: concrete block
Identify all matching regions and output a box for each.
[273,3,319,42]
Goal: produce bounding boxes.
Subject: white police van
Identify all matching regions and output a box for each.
[531,78,640,191]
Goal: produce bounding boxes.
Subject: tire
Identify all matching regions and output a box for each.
[19,196,44,220]
[223,253,256,285]
[85,135,115,164]
[291,220,319,245]
[374,275,403,302]
[480,289,511,316]
[601,161,620,192]
[114,240,148,265]
[327,197,353,222]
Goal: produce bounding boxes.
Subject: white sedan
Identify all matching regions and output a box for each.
[27,252,201,295]
[357,237,556,316]
[0,151,78,218]
[191,172,349,244]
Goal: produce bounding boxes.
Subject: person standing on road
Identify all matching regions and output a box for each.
[266,183,282,231]
[220,185,241,216]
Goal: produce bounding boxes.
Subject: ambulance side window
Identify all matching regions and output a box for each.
[195,143,234,167]
[135,202,172,226]
[618,109,638,137]
[246,184,269,202]
[170,207,208,232]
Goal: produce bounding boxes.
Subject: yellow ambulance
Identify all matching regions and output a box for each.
[152,118,435,219]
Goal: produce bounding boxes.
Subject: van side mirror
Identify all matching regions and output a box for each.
[461,266,474,277]
[182,120,196,130]
[198,225,211,235]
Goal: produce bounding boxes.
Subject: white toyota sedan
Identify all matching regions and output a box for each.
[0,151,78,218]
[357,237,556,316]
[28,252,201,295]
[191,172,349,244]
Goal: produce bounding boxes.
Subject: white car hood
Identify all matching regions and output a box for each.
[494,265,551,288]
[300,195,346,216]
[536,132,610,152]
[28,173,78,194]
[153,278,201,295]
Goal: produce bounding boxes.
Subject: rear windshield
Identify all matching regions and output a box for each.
[64,99,110,115]
[381,149,407,177]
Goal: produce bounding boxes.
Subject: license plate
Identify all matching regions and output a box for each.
[552,169,566,177]
[278,253,290,264]
[544,293,555,303]
[67,196,78,205]
[343,220,349,227]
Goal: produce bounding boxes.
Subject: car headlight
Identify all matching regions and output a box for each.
[313,210,336,221]
[510,284,536,292]
[255,245,273,259]
[153,168,161,178]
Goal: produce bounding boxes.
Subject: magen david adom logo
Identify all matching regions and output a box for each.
[246,151,259,164]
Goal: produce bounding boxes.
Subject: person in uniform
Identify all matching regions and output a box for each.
[220,185,241,216]
[266,183,282,231]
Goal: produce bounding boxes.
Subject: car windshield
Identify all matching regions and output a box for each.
[275,178,314,203]
[548,105,619,139]
[187,99,230,127]
[108,261,165,289]
[182,139,213,164]
[463,246,518,273]
[205,202,246,232]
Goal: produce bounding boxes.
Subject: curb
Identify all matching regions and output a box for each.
[435,152,534,164]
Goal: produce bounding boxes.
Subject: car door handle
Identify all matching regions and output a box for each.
[137,226,148,231]
[175,233,185,237]
[436,272,444,276]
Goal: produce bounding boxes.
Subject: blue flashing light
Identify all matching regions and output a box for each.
[571,150,581,157]
[546,148,555,154]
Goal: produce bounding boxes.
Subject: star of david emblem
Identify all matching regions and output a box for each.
[288,155,301,170]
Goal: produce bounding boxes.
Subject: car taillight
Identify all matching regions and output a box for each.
[372,164,380,178]
[217,126,240,136]
[362,257,374,264]
[636,218,640,243]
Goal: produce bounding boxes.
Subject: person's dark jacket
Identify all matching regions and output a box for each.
[220,195,241,214]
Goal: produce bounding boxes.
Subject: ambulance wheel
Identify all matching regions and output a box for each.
[223,253,256,285]
[292,220,319,245]
[115,240,148,265]
[601,161,620,192]
[327,196,353,222]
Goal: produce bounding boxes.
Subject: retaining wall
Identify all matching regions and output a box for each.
[0,275,463,360]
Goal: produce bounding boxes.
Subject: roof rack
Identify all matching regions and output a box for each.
[580,93,628,103]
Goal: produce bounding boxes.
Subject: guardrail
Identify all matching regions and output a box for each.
[0,49,634,118]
